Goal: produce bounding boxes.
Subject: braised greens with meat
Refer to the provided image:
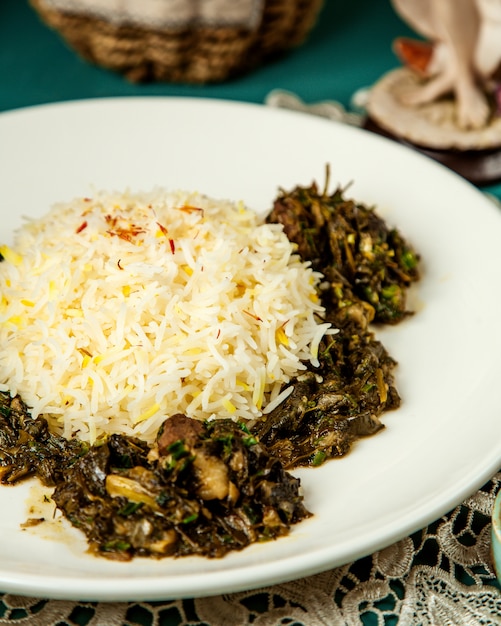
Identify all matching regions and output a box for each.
[0,392,87,486]
[266,174,419,324]
[0,173,421,559]
[253,285,401,468]
[0,394,309,560]
[256,175,420,467]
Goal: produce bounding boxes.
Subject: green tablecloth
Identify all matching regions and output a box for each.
[2,0,400,110]
[1,1,501,624]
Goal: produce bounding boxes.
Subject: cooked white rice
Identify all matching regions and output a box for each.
[0,188,333,444]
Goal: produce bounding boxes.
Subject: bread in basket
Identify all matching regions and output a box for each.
[30,0,324,83]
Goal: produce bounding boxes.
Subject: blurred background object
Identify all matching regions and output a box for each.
[365,0,501,185]
[0,0,410,115]
[29,0,324,83]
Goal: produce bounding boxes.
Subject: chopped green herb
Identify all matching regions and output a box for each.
[118,501,143,516]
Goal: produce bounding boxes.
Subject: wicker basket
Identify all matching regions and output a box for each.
[30,0,324,83]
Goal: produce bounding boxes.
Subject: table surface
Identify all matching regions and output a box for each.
[1,1,501,625]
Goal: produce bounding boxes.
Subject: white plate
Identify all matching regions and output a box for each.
[1,97,501,602]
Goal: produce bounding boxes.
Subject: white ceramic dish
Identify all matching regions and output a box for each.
[1,97,501,602]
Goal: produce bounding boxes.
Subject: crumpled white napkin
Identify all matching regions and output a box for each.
[40,0,264,28]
